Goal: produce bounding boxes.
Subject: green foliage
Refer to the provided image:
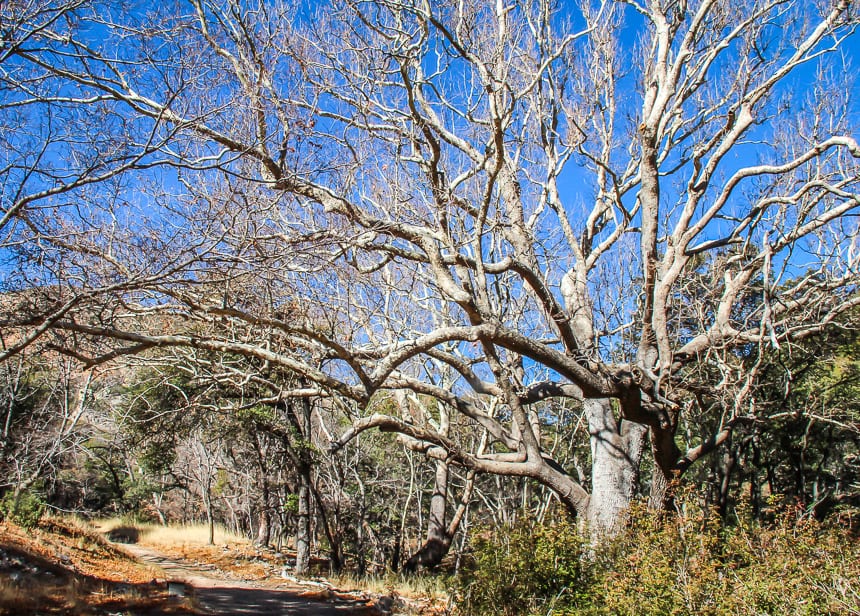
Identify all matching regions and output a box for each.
[453,501,860,616]
[119,475,161,515]
[283,493,300,514]
[236,404,276,424]
[599,501,860,616]
[744,327,860,518]
[137,440,177,477]
[716,510,860,615]
[595,500,725,615]
[0,489,46,529]
[454,514,590,616]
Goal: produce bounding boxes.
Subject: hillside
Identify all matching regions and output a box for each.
[0,516,190,615]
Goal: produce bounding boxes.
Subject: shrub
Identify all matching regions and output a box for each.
[594,500,727,615]
[0,489,46,529]
[453,501,860,616]
[596,501,860,616]
[718,511,860,615]
[453,514,591,616]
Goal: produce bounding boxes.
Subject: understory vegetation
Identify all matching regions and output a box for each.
[455,500,860,616]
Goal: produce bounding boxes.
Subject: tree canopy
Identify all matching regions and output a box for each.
[2,0,858,533]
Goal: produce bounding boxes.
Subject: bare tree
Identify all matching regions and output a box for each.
[0,1,214,365]
[3,0,859,536]
[0,347,93,507]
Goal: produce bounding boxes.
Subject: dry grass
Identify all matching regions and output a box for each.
[1,515,448,615]
[330,572,451,615]
[333,571,449,599]
[0,516,199,615]
[93,518,276,581]
[93,517,246,548]
[89,518,449,614]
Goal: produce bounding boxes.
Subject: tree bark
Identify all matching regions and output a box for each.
[204,488,215,545]
[648,425,683,512]
[293,396,313,575]
[309,480,342,572]
[585,399,648,535]
[152,492,167,526]
[403,462,476,573]
[295,479,311,574]
[403,460,450,572]
[253,434,272,547]
[256,508,271,548]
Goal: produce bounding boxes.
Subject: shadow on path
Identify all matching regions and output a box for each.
[195,586,374,615]
[121,544,380,616]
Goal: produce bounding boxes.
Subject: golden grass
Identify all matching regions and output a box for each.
[88,518,449,613]
[94,517,277,581]
[0,517,198,615]
[331,571,450,602]
[93,518,247,548]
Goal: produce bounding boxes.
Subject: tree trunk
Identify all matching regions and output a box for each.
[204,489,215,545]
[295,478,310,574]
[152,492,167,526]
[309,480,342,572]
[253,434,272,547]
[562,271,648,534]
[717,446,737,519]
[256,508,271,547]
[404,465,475,573]
[648,425,682,512]
[585,399,648,535]
[293,396,313,575]
[403,460,450,572]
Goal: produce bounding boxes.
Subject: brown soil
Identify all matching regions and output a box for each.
[0,517,389,615]
[0,516,192,615]
[0,517,452,615]
[122,542,383,615]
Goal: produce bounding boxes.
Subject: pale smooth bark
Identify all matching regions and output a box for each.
[585,399,648,534]
[294,397,313,575]
[3,0,858,537]
[403,460,450,572]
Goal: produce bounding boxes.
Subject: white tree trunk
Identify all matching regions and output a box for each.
[403,459,449,572]
[295,479,311,574]
[584,399,648,535]
[563,271,648,534]
[294,396,313,575]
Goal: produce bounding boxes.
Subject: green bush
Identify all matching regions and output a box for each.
[595,501,725,615]
[0,489,46,529]
[454,515,591,616]
[718,513,860,615]
[453,501,860,616]
[597,502,860,616]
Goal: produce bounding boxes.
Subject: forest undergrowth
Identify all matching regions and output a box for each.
[454,498,860,616]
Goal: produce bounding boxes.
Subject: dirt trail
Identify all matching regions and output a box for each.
[121,543,381,616]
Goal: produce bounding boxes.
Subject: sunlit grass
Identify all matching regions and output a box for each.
[0,517,197,615]
[331,570,449,601]
[92,517,247,547]
[88,516,450,610]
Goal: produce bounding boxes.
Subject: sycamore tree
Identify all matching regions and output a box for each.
[2,0,859,537]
